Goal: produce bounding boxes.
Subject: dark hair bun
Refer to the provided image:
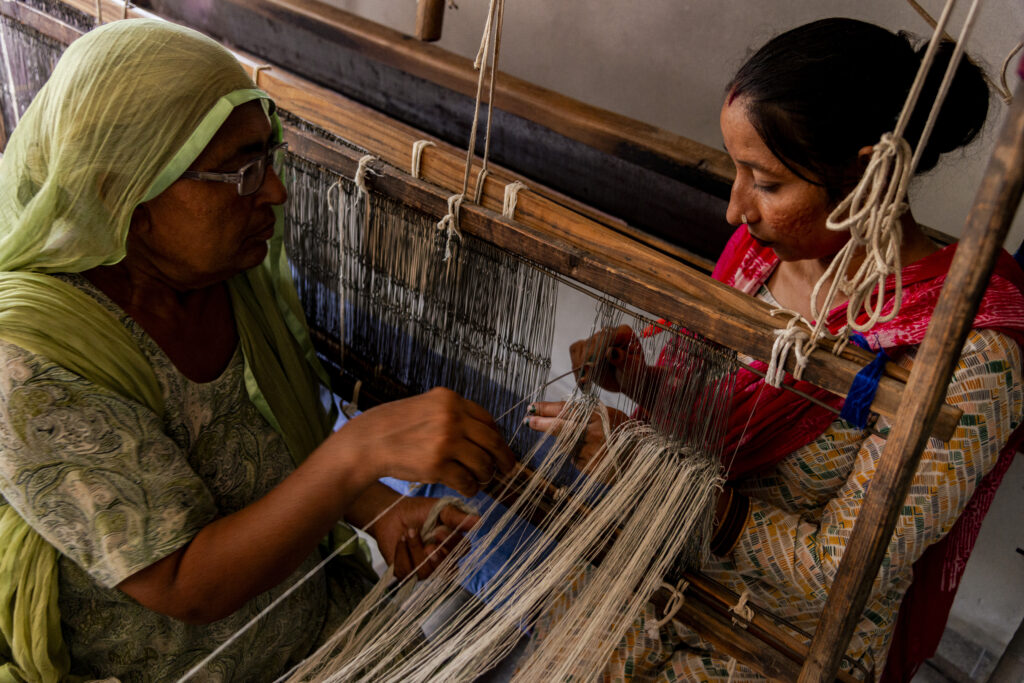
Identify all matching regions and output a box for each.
[906,37,990,172]
[727,18,991,195]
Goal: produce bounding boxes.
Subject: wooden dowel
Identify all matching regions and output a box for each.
[283,124,962,439]
[799,79,1024,682]
[415,0,445,42]
[38,0,963,438]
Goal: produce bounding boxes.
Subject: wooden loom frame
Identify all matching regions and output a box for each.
[2,1,1021,680]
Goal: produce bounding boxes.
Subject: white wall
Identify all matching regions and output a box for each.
[321,0,1024,650]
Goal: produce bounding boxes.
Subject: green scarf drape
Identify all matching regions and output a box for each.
[0,19,367,682]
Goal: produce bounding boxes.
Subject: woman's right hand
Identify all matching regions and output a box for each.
[331,387,516,497]
[570,325,647,395]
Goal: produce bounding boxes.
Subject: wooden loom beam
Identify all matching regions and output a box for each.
[283,121,961,441]
[799,77,1024,682]
[48,0,962,441]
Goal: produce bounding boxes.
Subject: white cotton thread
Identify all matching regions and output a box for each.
[410,139,436,179]
[726,655,738,683]
[765,309,810,388]
[729,589,754,629]
[436,193,464,261]
[354,154,379,196]
[176,493,408,682]
[502,181,528,219]
[252,64,272,88]
[650,579,689,632]
[473,167,490,203]
[800,0,981,356]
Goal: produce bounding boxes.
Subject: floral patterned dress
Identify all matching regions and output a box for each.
[0,274,365,682]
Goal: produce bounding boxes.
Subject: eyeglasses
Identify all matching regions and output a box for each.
[180,141,288,196]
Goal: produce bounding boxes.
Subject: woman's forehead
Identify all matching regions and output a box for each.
[201,102,273,162]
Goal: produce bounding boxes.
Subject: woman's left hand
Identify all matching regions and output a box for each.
[525,401,630,471]
[369,496,479,580]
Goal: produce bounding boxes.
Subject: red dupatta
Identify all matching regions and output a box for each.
[710,226,1024,681]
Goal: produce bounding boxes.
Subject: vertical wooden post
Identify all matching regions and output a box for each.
[415,0,445,41]
[799,81,1024,681]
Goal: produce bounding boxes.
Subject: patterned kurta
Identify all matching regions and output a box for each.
[0,275,365,682]
[532,287,1023,682]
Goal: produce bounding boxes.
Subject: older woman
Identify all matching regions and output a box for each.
[0,19,513,682]
[528,18,1024,681]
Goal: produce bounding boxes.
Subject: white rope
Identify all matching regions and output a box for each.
[354,154,378,196]
[765,309,811,388]
[436,193,464,261]
[650,579,689,632]
[801,0,981,356]
[502,181,528,219]
[410,139,435,179]
[729,588,754,629]
[252,64,272,88]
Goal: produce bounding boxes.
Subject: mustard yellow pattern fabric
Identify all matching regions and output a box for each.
[532,327,1022,681]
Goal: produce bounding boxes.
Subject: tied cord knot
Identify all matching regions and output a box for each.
[649,579,690,635]
[765,309,810,388]
[354,154,380,196]
[729,588,754,629]
[502,181,528,219]
[436,193,464,261]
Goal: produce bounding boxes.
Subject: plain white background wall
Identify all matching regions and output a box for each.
[321,0,1024,651]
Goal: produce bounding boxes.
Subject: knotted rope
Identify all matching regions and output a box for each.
[502,180,528,219]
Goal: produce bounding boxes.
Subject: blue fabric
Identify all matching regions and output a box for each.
[839,334,889,429]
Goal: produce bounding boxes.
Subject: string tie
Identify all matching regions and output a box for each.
[410,139,435,179]
[502,181,528,219]
[341,379,362,419]
[252,64,272,88]
[765,309,810,388]
[473,167,489,203]
[650,579,689,634]
[436,193,464,261]
[839,334,888,429]
[354,154,379,196]
[729,588,754,629]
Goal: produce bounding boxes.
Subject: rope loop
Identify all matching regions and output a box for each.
[410,139,435,179]
[354,154,379,196]
[651,579,690,632]
[765,309,810,387]
[729,589,754,629]
[436,193,465,261]
[252,64,272,89]
[502,181,528,219]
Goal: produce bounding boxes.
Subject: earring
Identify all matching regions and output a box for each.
[741,214,749,225]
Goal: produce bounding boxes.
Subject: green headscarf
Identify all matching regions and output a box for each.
[0,19,363,682]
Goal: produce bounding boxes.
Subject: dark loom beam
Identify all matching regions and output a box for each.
[134,0,734,266]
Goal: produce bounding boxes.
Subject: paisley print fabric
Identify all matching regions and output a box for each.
[0,274,363,681]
